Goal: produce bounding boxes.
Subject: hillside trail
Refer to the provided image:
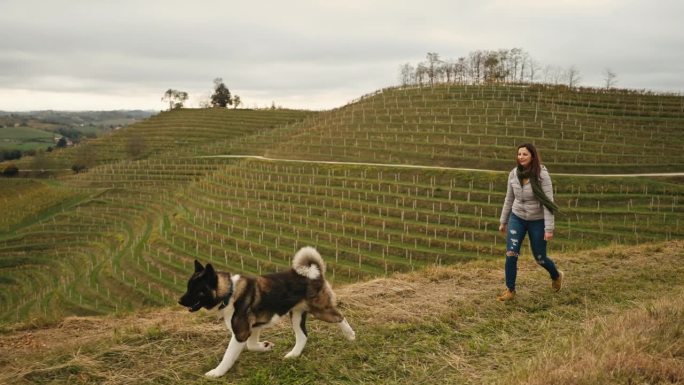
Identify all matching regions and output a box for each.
[197,155,684,177]
[19,156,682,177]
[0,240,681,382]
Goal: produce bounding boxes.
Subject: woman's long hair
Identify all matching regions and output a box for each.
[516,143,559,214]
[517,143,541,178]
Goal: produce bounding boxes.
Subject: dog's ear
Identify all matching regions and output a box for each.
[194,260,204,273]
[205,263,216,277]
[205,263,218,286]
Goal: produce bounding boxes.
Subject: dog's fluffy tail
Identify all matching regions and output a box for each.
[293,246,326,280]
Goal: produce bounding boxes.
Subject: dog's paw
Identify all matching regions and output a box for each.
[248,341,274,352]
[343,329,356,341]
[262,341,275,351]
[205,368,226,378]
[284,350,301,359]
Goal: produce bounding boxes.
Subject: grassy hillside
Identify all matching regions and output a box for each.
[0,107,315,324]
[0,84,682,329]
[1,155,681,325]
[0,241,681,384]
[202,84,684,173]
[10,108,315,172]
[0,179,82,232]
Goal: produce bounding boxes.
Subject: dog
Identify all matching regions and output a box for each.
[178,246,356,378]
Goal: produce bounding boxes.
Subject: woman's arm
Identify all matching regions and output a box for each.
[541,168,555,235]
[499,171,515,229]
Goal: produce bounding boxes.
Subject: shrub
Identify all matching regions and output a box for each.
[0,149,22,161]
[1,163,19,177]
[71,164,87,174]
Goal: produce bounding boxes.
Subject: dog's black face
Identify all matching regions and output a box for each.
[178,260,219,312]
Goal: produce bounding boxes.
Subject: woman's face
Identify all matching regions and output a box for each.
[517,147,532,168]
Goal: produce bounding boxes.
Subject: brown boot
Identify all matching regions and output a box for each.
[552,271,564,292]
[496,288,516,302]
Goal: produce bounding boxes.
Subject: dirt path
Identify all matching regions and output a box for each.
[197,155,684,177]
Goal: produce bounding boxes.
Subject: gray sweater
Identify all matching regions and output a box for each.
[499,166,555,232]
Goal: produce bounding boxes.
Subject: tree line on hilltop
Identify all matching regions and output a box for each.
[399,48,618,89]
[162,78,242,111]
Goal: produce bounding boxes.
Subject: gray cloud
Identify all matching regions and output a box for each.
[0,0,681,111]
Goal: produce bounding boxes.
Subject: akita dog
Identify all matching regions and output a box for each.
[178,246,356,378]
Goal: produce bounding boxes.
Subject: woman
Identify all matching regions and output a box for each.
[497,143,563,301]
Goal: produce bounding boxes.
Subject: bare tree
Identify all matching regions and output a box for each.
[483,52,499,83]
[394,47,600,89]
[162,89,189,110]
[399,63,415,86]
[603,68,618,89]
[497,49,511,82]
[567,65,581,87]
[543,65,565,85]
[196,92,212,108]
[198,98,212,109]
[482,50,510,83]
[510,48,523,82]
[425,52,442,86]
[527,58,541,83]
[469,51,485,84]
[415,63,428,86]
[232,95,242,109]
[442,59,455,83]
[455,57,468,84]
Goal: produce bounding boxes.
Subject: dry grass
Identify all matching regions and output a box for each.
[0,240,682,384]
[338,264,497,324]
[504,289,684,385]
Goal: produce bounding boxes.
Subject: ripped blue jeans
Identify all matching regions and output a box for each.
[505,213,560,291]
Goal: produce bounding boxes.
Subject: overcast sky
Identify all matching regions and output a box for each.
[1,0,682,111]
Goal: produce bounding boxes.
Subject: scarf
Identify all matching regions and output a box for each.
[516,165,560,215]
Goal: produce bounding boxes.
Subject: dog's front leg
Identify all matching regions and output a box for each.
[205,335,246,378]
[338,318,356,341]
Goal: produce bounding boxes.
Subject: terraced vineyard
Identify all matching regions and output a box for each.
[0,156,253,324]
[204,84,684,173]
[15,108,314,170]
[0,179,82,232]
[1,85,683,327]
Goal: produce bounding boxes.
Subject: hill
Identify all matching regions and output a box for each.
[10,108,314,173]
[202,84,684,173]
[0,241,682,384]
[0,84,682,329]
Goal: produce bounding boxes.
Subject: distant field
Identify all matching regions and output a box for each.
[0,126,54,140]
[0,126,55,151]
[0,110,155,153]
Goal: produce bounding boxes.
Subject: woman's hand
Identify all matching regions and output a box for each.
[499,224,507,234]
[544,232,554,241]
